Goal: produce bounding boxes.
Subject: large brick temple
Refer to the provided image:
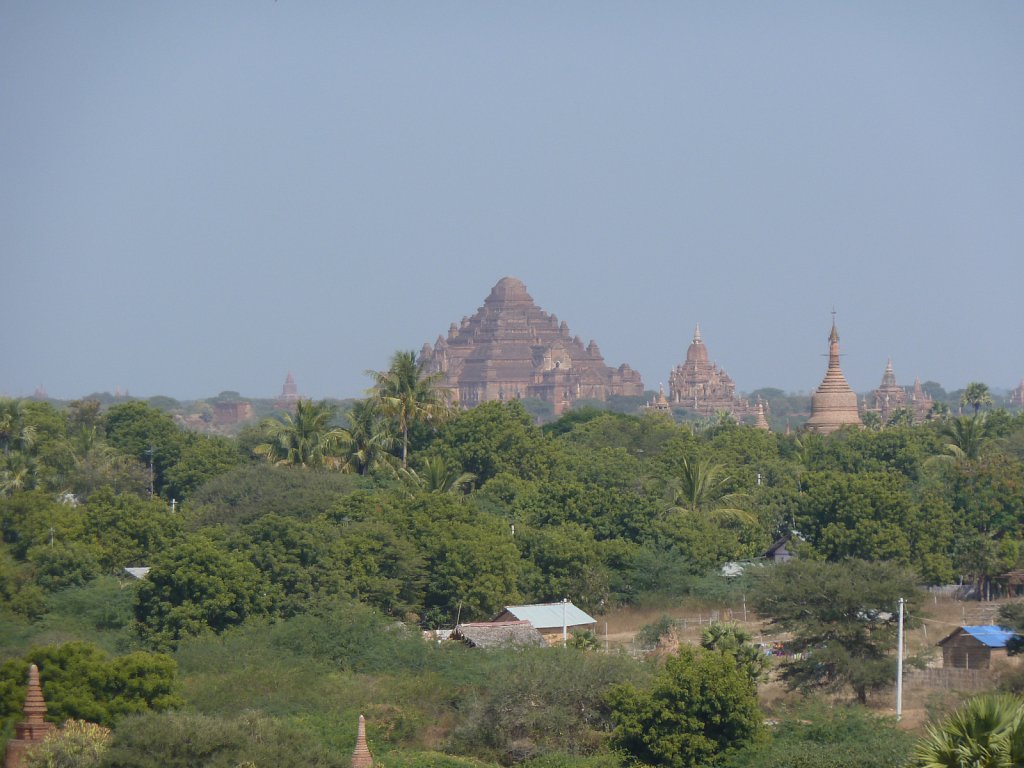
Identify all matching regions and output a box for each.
[419,277,644,414]
[667,324,760,421]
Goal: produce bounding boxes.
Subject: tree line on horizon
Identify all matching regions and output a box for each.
[1,353,1024,767]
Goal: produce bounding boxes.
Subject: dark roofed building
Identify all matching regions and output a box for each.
[764,536,795,563]
[452,621,547,649]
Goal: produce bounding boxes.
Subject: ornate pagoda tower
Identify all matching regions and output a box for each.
[804,316,862,435]
[352,714,373,768]
[667,325,754,419]
[4,664,55,768]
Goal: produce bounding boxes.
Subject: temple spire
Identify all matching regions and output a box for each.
[4,664,55,768]
[352,714,373,768]
[805,313,862,434]
[693,323,702,344]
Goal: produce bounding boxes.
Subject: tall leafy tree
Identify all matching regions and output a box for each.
[338,399,397,476]
[254,399,346,469]
[751,558,921,704]
[367,351,451,468]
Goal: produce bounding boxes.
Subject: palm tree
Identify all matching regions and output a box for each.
[254,399,346,469]
[670,457,754,525]
[913,694,1024,767]
[929,401,952,421]
[939,415,991,462]
[961,382,994,417]
[366,351,452,468]
[339,399,398,476]
[0,399,36,456]
[1,452,37,496]
[399,456,476,495]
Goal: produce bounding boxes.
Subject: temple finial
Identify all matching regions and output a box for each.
[22,664,47,724]
[693,323,702,344]
[352,714,373,768]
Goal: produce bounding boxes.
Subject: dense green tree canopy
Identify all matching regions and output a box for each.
[608,646,764,768]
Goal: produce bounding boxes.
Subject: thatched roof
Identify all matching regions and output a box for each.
[452,621,546,649]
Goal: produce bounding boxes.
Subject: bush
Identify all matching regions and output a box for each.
[22,719,111,768]
[608,646,763,768]
[449,648,640,764]
[27,542,101,592]
[100,710,345,768]
[381,752,499,768]
[723,701,913,768]
[269,602,432,674]
[635,615,675,650]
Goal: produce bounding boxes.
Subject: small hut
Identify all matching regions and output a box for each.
[938,625,1017,669]
[764,536,795,563]
[452,621,547,649]
[492,602,597,645]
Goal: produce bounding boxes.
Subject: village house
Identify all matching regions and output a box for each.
[492,601,597,645]
[937,625,1018,670]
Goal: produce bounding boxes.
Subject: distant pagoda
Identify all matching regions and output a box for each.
[863,359,933,424]
[804,316,862,435]
[667,325,759,422]
[419,277,644,415]
[1011,379,1024,409]
[274,372,302,411]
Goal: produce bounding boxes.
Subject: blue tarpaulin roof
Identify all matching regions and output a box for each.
[960,625,1016,648]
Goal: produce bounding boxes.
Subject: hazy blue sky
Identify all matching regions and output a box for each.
[3,3,1022,401]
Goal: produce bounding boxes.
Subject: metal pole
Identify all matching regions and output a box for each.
[562,598,568,647]
[896,597,905,721]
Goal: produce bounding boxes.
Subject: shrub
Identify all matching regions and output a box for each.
[22,719,111,768]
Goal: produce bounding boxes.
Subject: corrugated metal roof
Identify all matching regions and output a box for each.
[962,625,1017,648]
[499,602,596,629]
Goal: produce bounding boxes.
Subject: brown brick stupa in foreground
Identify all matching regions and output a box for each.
[419,277,644,415]
[4,664,55,768]
[351,715,373,768]
[804,316,862,435]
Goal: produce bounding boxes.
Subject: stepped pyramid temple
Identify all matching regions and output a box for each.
[863,359,933,423]
[419,277,644,415]
[667,325,761,423]
[804,317,862,434]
